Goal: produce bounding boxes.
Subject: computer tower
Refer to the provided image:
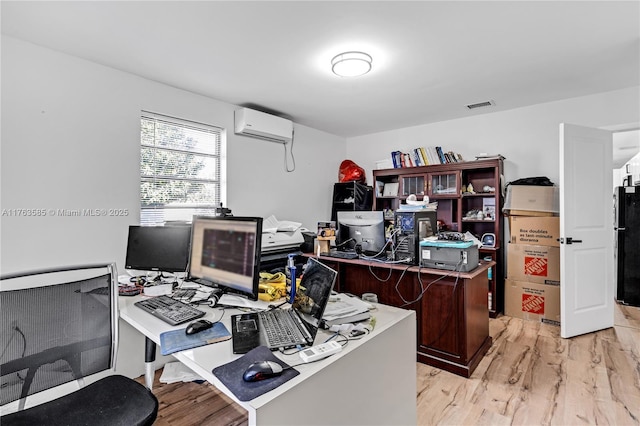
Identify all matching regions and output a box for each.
[393,210,437,264]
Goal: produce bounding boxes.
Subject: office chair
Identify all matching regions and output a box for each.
[0,263,158,426]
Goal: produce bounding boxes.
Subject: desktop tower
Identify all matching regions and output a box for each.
[393,210,437,265]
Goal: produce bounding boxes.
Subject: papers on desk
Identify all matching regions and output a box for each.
[322,293,371,327]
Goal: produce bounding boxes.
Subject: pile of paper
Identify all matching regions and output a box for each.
[322,293,371,327]
[159,362,204,384]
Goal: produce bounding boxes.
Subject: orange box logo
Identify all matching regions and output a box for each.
[524,256,548,276]
[522,294,545,315]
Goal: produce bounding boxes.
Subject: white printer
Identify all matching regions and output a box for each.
[261,228,304,254]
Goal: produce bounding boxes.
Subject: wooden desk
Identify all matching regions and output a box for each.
[119,296,416,425]
[307,255,493,377]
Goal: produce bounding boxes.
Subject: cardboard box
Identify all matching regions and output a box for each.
[508,216,560,247]
[503,185,559,216]
[505,278,560,325]
[507,243,560,285]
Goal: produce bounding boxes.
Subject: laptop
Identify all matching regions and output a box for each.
[231,257,338,354]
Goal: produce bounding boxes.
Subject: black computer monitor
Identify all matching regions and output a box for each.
[188,216,262,300]
[336,211,387,255]
[125,225,192,273]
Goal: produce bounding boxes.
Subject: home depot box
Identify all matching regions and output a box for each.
[507,243,560,285]
[505,278,560,325]
[508,216,560,247]
[503,185,559,216]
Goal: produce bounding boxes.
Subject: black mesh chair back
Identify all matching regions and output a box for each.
[1,263,158,426]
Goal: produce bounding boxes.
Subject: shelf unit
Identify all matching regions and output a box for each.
[373,158,504,317]
[330,181,373,222]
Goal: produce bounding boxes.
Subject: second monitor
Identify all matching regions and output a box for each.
[336,211,387,256]
[188,215,263,300]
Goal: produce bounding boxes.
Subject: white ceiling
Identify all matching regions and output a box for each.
[2,1,639,140]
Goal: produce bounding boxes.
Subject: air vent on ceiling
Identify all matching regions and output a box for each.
[466,100,495,110]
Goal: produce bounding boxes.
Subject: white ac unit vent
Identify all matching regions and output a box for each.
[234,108,293,144]
[466,100,495,110]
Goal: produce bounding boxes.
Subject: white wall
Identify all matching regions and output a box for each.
[346,86,640,185]
[1,36,345,274]
[1,36,345,378]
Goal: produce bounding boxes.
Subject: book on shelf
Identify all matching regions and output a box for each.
[475,154,505,161]
[389,147,465,168]
[412,149,423,167]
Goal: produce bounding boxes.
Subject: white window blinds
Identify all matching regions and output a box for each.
[140,111,222,225]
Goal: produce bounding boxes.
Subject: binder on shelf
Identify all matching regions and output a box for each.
[419,147,429,165]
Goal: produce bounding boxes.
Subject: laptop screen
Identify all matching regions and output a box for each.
[292,258,337,331]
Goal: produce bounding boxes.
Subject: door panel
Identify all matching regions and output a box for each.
[559,123,614,338]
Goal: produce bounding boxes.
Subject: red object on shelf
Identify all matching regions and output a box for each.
[338,160,366,184]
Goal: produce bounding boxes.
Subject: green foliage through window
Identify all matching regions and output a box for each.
[140,112,221,225]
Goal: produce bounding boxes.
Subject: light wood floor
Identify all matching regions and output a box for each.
[139,303,640,426]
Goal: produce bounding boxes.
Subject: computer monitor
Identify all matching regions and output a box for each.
[188,216,262,300]
[125,225,192,273]
[336,211,387,255]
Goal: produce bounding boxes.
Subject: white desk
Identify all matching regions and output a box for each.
[119,296,417,426]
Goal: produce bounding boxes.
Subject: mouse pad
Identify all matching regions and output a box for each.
[212,345,299,401]
[160,322,231,356]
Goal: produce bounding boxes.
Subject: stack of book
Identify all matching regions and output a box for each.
[390,147,464,168]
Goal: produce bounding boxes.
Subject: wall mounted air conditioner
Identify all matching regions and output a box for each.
[234,108,293,144]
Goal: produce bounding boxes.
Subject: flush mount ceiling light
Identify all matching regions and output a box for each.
[331,51,372,77]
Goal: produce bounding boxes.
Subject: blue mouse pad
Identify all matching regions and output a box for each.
[212,345,299,401]
[160,322,231,356]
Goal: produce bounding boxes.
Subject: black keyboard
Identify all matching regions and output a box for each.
[260,309,304,347]
[321,251,359,260]
[134,295,205,326]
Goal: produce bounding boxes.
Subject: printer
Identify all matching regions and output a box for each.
[261,228,305,254]
[419,240,479,272]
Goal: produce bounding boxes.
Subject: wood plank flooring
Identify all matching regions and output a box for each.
[139,303,640,425]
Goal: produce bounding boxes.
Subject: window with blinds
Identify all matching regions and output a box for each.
[140,111,222,225]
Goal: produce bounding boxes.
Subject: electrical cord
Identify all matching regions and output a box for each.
[284,129,296,172]
[334,237,356,250]
[398,259,464,307]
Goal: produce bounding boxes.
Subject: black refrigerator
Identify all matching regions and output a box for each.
[615,186,640,307]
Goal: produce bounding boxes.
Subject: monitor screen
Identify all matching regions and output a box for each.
[336,211,386,255]
[125,225,192,273]
[188,216,262,300]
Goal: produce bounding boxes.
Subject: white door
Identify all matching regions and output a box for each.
[559,123,614,338]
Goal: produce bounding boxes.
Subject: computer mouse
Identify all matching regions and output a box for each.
[242,361,284,382]
[185,319,213,335]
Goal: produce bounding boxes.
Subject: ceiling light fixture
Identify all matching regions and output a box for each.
[331,51,372,77]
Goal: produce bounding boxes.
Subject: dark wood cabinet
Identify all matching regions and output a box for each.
[373,158,504,317]
[309,254,493,377]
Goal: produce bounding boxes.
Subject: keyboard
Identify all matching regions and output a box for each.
[134,295,205,326]
[259,309,306,347]
[321,251,359,260]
